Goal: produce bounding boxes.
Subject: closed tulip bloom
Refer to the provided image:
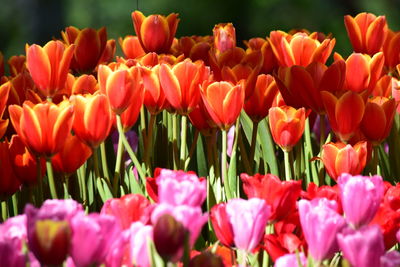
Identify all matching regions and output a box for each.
[70,93,112,148]
[321,141,368,181]
[141,65,168,115]
[132,11,179,54]
[128,222,153,267]
[9,100,74,157]
[0,140,21,200]
[360,96,396,144]
[65,74,98,96]
[26,40,74,98]
[338,173,384,228]
[383,30,400,70]
[201,81,244,131]
[298,198,346,261]
[159,59,210,115]
[69,213,122,267]
[119,35,146,59]
[226,198,270,252]
[213,23,236,56]
[344,12,388,55]
[268,105,306,152]
[210,203,234,247]
[337,225,385,267]
[189,252,225,267]
[0,215,28,267]
[0,82,10,139]
[98,64,142,114]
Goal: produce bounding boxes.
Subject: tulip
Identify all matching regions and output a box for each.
[156,168,207,207]
[189,252,225,267]
[201,81,244,131]
[0,82,10,139]
[268,30,335,67]
[225,198,270,252]
[101,193,151,229]
[370,204,400,249]
[360,96,396,144]
[128,222,154,267]
[188,97,217,136]
[213,23,236,56]
[65,74,98,96]
[62,26,114,73]
[301,182,342,213]
[381,251,400,267]
[0,140,20,200]
[118,35,146,59]
[244,74,279,122]
[274,252,307,267]
[69,213,122,267]
[0,215,28,267]
[98,64,142,115]
[268,105,306,152]
[264,232,303,262]
[321,141,368,181]
[159,59,210,115]
[274,61,345,113]
[51,133,92,174]
[383,29,400,70]
[344,12,388,55]
[240,173,302,221]
[210,203,234,247]
[8,55,26,77]
[321,90,365,142]
[298,198,346,261]
[26,40,74,98]
[337,225,385,267]
[338,174,384,228]
[132,11,179,54]
[141,65,168,115]
[70,93,112,148]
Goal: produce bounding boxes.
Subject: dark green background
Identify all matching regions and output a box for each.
[1,0,399,61]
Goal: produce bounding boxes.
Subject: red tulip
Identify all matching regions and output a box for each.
[371,204,400,249]
[9,100,74,156]
[26,40,75,98]
[0,81,11,139]
[301,182,342,213]
[210,203,234,247]
[268,105,306,152]
[7,55,26,77]
[0,140,20,200]
[188,97,217,136]
[321,141,368,181]
[245,37,278,74]
[119,35,146,59]
[201,81,244,131]
[240,173,302,221]
[344,12,388,55]
[132,11,179,54]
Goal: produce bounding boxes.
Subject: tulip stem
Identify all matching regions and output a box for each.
[238,129,252,174]
[184,129,199,171]
[1,201,7,222]
[113,134,124,196]
[222,130,232,200]
[249,121,259,172]
[46,158,58,199]
[92,148,101,179]
[11,194,18,216]
[319,114,326,148]
[172,114,179,170]
[78,166,88,212]
[144,114,156,173]
[116,115,146,186]
[284,150,291,181]
[179,115,188,169]
[36,157,44,205]
[304,118,319,185]
[100,142,110,182]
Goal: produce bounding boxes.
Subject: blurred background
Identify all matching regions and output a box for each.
[1,0,399,61]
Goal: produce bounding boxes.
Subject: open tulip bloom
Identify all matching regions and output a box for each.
[2,7,400,267]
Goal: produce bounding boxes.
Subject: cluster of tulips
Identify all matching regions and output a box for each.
[0,8,400,267]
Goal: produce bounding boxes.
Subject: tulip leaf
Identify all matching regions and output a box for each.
[258,118,279,176]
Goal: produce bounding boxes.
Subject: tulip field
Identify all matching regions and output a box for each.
[1,9,400,267]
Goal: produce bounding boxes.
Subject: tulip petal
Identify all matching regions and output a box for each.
[26,45,51,92]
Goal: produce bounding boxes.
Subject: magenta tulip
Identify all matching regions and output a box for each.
[298,198,346,261]
[128,222,154,267]
[381,251,400,267]
[274,252,307,267]
[338,173,384,228]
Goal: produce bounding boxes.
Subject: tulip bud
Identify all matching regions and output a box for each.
[189,252,224,267]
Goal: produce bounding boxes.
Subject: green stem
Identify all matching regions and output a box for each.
[92,148,101,179]
[184,129,199,171]
[238,129,252,174]
[1,201,8,222]
[249,121,259,172]
[113,133,124,196]
[144,114,156,173]
[36,157,44,205]
[172,114,179,170]
[140,106,147,146]
[179,115,188,169]
[222,130,232,200]
[116,115,146,183]
[373,145,380,175]
[78,166,88,212]
[319,114,326,148]
[11,194,18,216]
[46,158,58,199]
[100,142,110,182]
[304,118,319,185]
[284,150,291,181]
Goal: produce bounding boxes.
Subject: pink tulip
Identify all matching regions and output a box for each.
[338,173,384,228]
[274,252,307,267]
[337,225,385,267]
[381,251,400,267]
[225,198,270,252]
[156,168,206,207]
[69,213,121,267]
[129,222,154,267]
[0,215,28,267]
[298,198,346,261]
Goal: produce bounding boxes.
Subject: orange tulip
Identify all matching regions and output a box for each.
[268,105,306,152]
[344,12,387,55]
[8,55,26,77]
[188,98,217,136]
[244,74,279,122]
[98,64,142,115]
[132,11,179,54]
[213,23,236,56]
[52,133,92,174]
[0,52,4,78]
[26,40,75,98]
[62,26,114,73]
[8,100,74,157]
[141,65,168,115]
[159,59,210,115]
[119,35,146,59]
[70,93,113,148]
[371,75,392,97]
[321,141,368,181]
[9,135,45,186]
[0,82,11,139]
[65,74,98,96]
[247,38,278,74]
[360,96,396,144]
[383,29,400,70]
[0,140,20,200]
[268,31,335,67]
[321,90,366,142]
[275,61,345,113]
[201,81,244,131]
[391,77,400,113]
